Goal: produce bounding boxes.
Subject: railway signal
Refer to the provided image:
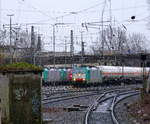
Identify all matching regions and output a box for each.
[141,54,149,95]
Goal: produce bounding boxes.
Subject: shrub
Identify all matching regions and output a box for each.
[0,62,42,72]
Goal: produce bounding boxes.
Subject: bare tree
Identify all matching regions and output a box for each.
[127,33,147,54]
[0,27,43,64]
[90,25,148,55]
[90,26,127,55]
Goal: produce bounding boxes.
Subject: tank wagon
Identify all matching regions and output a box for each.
[98,66,149,84]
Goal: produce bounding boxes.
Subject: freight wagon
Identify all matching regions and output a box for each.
[98,66,149,84]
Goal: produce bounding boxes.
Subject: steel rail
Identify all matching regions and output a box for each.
[84,89,139,124]
[111,91,140,124]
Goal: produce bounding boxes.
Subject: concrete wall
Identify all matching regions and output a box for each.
[0,110,1,124]
[0,72,42,124]
[0,74,10,122]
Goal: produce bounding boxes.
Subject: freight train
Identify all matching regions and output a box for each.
[43,68,72,85]
[42,66,150,86]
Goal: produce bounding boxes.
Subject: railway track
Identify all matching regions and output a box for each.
[84,89,139,124]
[42,85,140,104]
[42,91,101,104]
[42,84,141,97]
[42,84,141,124]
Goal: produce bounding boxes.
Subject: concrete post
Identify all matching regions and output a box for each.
[0,99,1,124]
[0,72,42,124]
[0,108,1,124]
[146,75,150,93]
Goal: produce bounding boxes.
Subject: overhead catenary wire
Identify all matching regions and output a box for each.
[4,1,149,40]
[54,2,147,19]
[4,0,147,25]
[2,15,148,34]
[14,0,106,24]
[6,0,144,25]
[54,1,105,19]
[0,4,147,15]
[15,0,55,20]
[17,14,148,39]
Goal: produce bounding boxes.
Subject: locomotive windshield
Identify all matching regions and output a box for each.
[72,67,86,81]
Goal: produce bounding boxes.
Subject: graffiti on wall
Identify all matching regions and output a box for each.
[13,88,28,101]
[31,89,40,115]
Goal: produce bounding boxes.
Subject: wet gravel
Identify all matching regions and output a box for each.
[42,91,97,101]
[88,95,114,124]
[43,93,102,124]
[42,85,141,124]
[89,112,113,124]
[43,111,85,124]
[44,94,100,108]
[114,94,140,124]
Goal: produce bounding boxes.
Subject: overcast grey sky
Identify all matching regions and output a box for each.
[1,0,149,52]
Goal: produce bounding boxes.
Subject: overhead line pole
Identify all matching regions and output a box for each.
[70,30,74,67]
[81,31,85,65]
[101,0,107,57]
[0,0,1,30]
[64,36,67,68]
[52,23,74,68]
[7,14,14,63]
[53,24,56,68]
[7,15,14,47]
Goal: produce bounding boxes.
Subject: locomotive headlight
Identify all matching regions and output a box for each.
[73,78,76,81]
